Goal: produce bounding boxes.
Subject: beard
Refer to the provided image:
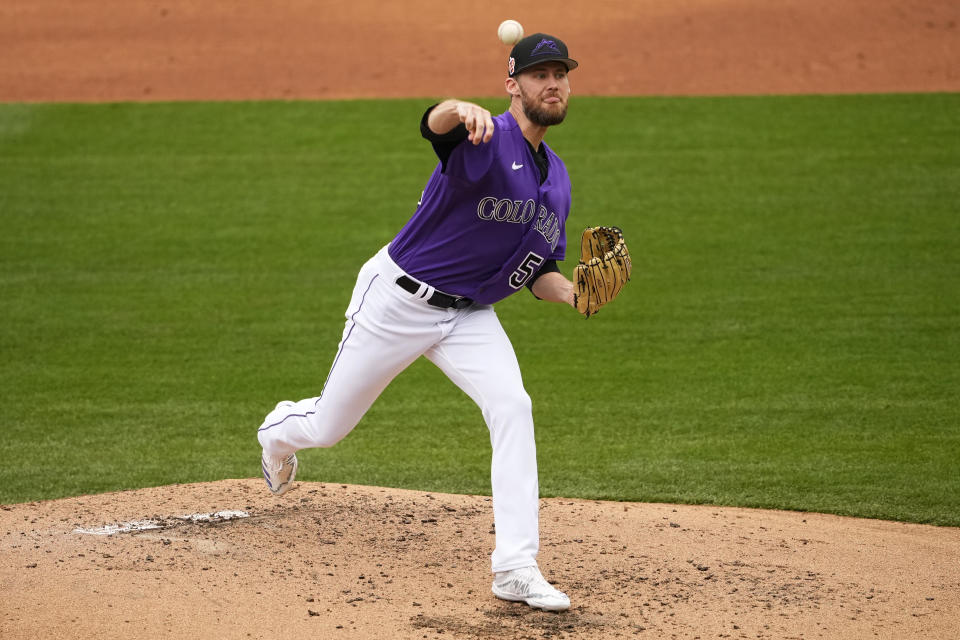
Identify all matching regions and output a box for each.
[520,90,568,127]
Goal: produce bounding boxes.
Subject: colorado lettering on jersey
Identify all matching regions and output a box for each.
[476,196,562,250]
[477,197,536,223]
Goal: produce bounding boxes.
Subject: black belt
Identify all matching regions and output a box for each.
[395,276,474,310]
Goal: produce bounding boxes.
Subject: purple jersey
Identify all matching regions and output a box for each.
[388,110,571,305]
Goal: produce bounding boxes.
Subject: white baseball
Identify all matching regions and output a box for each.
[497,20,524,45]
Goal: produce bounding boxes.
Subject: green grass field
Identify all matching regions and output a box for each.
[1,94,958,526]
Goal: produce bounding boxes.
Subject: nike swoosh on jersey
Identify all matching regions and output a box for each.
[512,162,524,170]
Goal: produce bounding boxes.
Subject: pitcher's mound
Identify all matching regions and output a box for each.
[1,479,957,639]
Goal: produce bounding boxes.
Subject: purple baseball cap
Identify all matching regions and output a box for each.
[508,33,579,77]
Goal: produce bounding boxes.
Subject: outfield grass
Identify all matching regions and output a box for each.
[1,94,958,526]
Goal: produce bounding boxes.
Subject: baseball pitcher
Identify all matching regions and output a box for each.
[257,32,630,612]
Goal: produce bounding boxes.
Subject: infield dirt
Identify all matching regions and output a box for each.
[1,1,959,638]
[1,0,958,101]
[3,480,959,639]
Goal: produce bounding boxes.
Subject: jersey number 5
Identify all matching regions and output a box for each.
[509,252,545,289]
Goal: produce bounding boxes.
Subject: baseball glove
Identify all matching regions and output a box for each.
[573,226,632,318]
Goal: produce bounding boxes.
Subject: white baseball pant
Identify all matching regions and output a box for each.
[257,245,540,573]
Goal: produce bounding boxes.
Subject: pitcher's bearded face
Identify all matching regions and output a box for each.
[517,62,570,126]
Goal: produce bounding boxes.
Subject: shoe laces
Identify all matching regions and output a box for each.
[498,566,557,594]
[525,567,555,592]
[263,453,291,471]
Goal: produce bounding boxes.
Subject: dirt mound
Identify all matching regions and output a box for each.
[2,479,958,639]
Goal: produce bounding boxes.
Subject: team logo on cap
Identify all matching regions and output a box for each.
[508,57,516,75]
[531,38,562,57]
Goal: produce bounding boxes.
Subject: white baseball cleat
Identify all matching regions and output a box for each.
[491,565,570,611]
[261,452,298,496]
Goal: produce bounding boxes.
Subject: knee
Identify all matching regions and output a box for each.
[486,388,533,423]
[512,390,533,416]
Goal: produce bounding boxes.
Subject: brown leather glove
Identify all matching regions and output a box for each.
[573,226,632,318]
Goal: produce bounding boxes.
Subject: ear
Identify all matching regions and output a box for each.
[505,77,521,98]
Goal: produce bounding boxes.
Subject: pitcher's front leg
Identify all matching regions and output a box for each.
[425,307,540,572]
[258,271,441,482]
